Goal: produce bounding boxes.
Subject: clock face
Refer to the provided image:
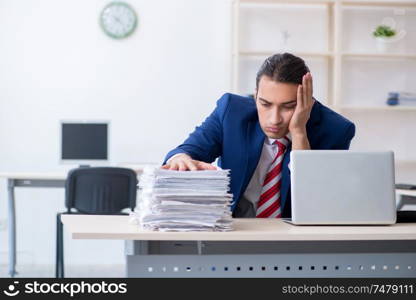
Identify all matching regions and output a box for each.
[100,2,137,39]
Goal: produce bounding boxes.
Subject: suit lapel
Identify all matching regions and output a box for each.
[238,119,265,202]
[305,99,322,147]
[280,143,292,212]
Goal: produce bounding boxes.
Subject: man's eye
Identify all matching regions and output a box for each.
[261,102,270,107]
[284,104,296,109]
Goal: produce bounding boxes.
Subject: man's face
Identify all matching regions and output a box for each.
[255,75,298,139]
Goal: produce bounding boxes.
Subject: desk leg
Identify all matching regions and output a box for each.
[125,241,150,277]
[7,179,17,277]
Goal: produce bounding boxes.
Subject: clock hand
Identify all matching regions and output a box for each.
[113,16,121,25]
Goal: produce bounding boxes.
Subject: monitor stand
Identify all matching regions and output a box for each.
[79,164,91,168]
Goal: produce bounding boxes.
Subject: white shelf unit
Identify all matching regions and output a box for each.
[232,1,336,103]
[232,0,416,163]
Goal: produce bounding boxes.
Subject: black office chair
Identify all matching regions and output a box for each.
[56,167,137,278]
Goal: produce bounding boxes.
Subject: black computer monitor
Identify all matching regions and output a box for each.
[61,122,108,164]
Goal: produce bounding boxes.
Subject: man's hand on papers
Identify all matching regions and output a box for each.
[162,153,217,171]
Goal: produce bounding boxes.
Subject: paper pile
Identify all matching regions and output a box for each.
[130,166,233,232]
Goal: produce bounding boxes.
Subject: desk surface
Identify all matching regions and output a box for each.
[61,215,416,241]
[0,164,148,180]
[0,172,69,180]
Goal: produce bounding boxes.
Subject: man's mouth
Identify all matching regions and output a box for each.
[266,127,280,133]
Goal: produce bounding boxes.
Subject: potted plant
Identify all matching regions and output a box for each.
[373,25,397,52]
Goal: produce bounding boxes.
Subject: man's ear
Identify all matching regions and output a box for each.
[254,89,257,100]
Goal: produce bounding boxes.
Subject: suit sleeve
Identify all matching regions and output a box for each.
[162,93,231,165]
[332,123,356,150]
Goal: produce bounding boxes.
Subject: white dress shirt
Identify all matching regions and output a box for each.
[242,134,291,211]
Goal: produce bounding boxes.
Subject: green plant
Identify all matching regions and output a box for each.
[373,25,396,38]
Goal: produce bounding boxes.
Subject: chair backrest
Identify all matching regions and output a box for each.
[65,167,137,214]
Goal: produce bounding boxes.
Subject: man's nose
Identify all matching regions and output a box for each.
[270,109,283,125]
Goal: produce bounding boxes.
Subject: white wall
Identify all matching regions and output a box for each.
[0,0,233,267]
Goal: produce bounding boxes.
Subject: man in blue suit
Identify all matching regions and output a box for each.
[162,53,355,218]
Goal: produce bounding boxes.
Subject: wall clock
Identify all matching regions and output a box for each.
[100,2,137,39]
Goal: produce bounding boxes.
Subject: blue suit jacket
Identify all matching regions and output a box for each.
[163,93,355,217]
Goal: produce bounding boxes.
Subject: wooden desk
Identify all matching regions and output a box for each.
[62,215,416,278]
[62,215,416,241]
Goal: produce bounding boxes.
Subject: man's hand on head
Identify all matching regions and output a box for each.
[288,72,314,137]
[288,72,314,150]
[161,153,217,171]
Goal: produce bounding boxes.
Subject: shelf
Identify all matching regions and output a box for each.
[240,52,416,59]
[239,0,416,6]
[341,1,416,7]
[338,106,416,111]
[342,53,416,59]
[239,0,335,4]
[238,51,333,57]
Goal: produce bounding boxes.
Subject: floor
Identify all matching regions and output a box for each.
[0,264,125,278]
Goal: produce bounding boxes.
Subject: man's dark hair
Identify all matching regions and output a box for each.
[255,53,310,90]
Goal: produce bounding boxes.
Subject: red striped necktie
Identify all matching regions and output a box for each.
[256,136,290,218]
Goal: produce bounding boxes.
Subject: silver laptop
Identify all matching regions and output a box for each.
[283,151,396,225]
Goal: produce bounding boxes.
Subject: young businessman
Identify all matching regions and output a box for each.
[162,53,356,218]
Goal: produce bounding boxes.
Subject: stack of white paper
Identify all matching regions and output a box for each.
[130,166,233,232]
